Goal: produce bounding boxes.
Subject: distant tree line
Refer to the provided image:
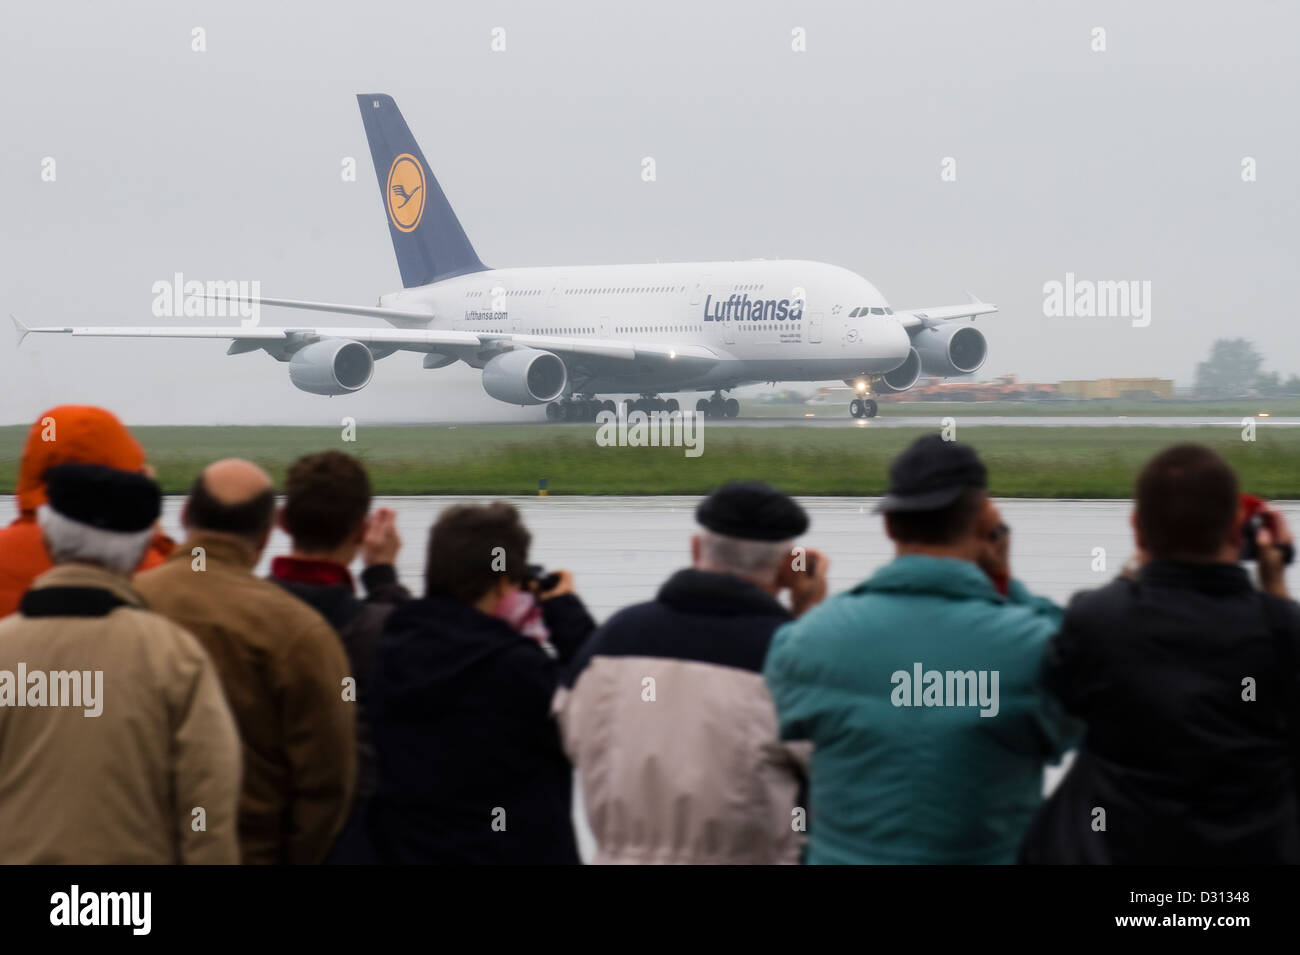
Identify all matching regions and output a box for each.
[1194,338,1300,399]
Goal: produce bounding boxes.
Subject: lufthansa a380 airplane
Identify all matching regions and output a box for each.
[17,94,996,421]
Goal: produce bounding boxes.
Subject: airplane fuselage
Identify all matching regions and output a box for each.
[384,259,912,395]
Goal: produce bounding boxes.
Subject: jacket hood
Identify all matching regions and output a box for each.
[16,406,147,516]
[853,554,1003,603]
[375,595,532,706]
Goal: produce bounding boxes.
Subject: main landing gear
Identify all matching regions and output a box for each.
[546,396,616,422]
[545,393,741,421]
[849,397,878,419]
[623,395,681,415]
[694,392,740,419]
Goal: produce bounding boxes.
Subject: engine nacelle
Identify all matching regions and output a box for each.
[875,347,922,393]
[288,340,375,396]
[912,323,988,377]
[481,348,567,405]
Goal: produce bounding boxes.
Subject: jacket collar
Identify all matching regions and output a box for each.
[1139,560,1254,594]
[270,555,355,591]
[852,554,1003,603]
[172,533,260,570]
[27,562,147,608]
[657,568,790,619]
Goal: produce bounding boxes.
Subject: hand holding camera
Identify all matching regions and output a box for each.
[1241,496,1294,599]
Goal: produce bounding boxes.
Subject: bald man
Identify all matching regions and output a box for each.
[135,459,356,865]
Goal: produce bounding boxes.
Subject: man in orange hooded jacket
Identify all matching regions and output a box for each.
[0,405,174,617]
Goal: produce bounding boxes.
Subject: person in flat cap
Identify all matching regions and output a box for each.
[765,434,1079,865]
[555,479,827,864]
[0,463,242,864]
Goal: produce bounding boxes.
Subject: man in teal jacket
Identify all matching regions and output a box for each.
[764,435,1078,864]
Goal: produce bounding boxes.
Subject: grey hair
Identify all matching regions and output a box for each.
[37,504,154,576]
[696,529,792,584]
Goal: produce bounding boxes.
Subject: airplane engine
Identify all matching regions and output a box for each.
[912,323,988,377]
[481,348,568,405]
[288,340,375,395]
[874,347,922,393]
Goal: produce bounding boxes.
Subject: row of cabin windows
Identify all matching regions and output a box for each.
[733,284,765,291]
[533,327,595,335]
[850,306,894,317]
[615,325,702,334]
[568,286,685,295]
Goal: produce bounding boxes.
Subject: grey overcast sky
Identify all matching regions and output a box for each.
[1,0,1296,424]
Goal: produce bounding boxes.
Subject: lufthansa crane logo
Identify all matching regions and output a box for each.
[386,153,426,233]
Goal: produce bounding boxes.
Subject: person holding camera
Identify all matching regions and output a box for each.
[1020,443,1299,864]
[554,481,828,864]
[363,501,595,865]
[764,435,1079,864]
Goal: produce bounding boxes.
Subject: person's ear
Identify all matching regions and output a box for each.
[690,533,701,566]
[1227,499,1248,551]
[275,506,290,534]
[1130,509,1144,551]
[973,496,1000,537]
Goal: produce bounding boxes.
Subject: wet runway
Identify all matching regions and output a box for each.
[692,415,1300,429]
[249,496,1297,620]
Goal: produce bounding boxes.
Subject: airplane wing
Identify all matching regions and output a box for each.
[894,297,998,330]
[11,314,719,367]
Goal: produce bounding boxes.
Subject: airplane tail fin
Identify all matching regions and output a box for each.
[356,94,488,288]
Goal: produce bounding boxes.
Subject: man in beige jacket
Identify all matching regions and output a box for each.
[555,481,827,864]
[0,464,241,864]
[135,458,355,864]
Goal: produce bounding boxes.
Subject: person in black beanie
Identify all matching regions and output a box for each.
[555,480,828,864]
[0,464,242,863]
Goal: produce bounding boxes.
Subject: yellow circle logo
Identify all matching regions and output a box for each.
[386,153,426,233]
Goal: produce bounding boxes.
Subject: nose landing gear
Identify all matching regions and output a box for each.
[849,397,878,419]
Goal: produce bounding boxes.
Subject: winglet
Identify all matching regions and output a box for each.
[11,314,30,347]
[966,291,984,305]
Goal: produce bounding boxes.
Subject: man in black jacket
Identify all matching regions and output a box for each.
[268,451,411,861]
[365,501,596,864]
[1022,443,1299,864]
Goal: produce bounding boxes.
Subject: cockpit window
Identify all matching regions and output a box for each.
[870,307,885,315]
[884,307,893,315]
[849,307,861,317]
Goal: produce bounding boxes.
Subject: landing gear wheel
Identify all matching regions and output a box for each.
[849,398,865,418]
[601,399,616,416]
[665,398,680,414]
[723,397,739,419]
[862,398,878,419]
[546,402,562,421]
[708,396,725,419]
[696,398,710,417]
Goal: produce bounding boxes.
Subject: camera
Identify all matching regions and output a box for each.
[522,564,562,592]
[1239,495,1294,565]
